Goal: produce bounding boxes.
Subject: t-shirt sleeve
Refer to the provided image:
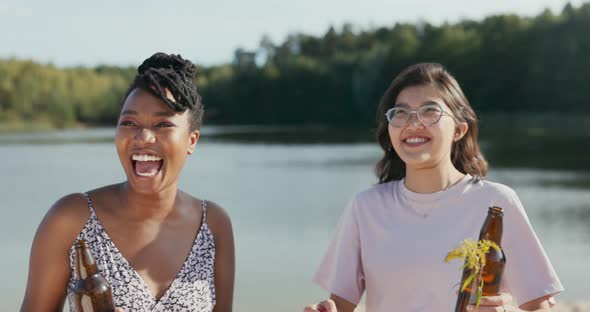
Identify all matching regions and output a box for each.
[501,189,564,306]
[313,197,365,305]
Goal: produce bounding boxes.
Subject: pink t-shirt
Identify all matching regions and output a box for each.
[314,175,563,311]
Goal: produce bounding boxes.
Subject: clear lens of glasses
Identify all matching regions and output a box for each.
[385,105,444,127]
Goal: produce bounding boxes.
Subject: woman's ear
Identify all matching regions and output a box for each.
[454,122,469,142]
[187,130,200,155]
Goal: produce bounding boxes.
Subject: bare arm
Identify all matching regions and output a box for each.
[20,194,89,312]
[304,294,356,312]
[519,295,553,311]
[207,201,235,312]
[476,293,554,311]
[330,294,356,312]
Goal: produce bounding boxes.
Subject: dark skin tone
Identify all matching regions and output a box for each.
[21,88,234,312]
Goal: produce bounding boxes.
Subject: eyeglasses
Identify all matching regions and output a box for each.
[385,103,457,127]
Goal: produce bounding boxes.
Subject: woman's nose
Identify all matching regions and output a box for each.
[406,112,424,128]
[135,127,156,143]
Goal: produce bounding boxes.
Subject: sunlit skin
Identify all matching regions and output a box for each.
[305,85,554,312]
[115,88,199,196]
[388,84,468,194]
[20,87,235,312]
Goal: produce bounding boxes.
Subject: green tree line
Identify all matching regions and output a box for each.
[1,2,589,129]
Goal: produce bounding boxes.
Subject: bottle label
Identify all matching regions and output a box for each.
[81,294,94,311]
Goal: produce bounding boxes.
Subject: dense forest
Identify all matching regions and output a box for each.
[1,3,589,129]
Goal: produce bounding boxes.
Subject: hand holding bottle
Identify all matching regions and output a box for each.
[304,299,337,312]
[455,206,507,311]
[466,293,513,311]
[72,239,117,312]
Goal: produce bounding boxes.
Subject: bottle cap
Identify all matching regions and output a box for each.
[489,206,504,215]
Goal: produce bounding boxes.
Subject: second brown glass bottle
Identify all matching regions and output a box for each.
[455,206,507,312]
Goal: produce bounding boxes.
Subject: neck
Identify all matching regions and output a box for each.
[117,182,181,221]
[404,160,466,194]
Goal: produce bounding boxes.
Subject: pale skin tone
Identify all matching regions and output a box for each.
[305,85,553,312]
[21,88,235,312]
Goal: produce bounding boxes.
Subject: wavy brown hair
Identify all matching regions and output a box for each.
[375,63,488,183]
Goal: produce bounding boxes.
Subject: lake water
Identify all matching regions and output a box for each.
[1,127,588,311]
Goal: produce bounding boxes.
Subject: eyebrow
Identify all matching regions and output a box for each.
[394,100,441,108]
[120,109,176,117]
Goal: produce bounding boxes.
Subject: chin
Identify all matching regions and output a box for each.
[123,172,166,194]
[402,157,439,170]
[400,153,430,164]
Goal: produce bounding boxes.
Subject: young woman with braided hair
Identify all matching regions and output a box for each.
[20,53,234,312]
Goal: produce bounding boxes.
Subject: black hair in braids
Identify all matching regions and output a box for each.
[123,52,204,130]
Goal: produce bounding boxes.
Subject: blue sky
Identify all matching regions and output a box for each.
[0,0,584,67]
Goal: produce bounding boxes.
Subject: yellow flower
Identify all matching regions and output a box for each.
[445,239,499,273]
[445,239,501,308]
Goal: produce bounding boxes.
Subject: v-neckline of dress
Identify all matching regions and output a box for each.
[88,203,205,307]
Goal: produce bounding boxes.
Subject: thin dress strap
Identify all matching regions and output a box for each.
[82,192,95,213]
[201,199,208,222]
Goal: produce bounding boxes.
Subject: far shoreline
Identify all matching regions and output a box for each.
[2,112,590,135]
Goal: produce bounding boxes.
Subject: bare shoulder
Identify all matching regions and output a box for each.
[21,193,91,311]
[84,184,123,214]
[30,192,91,265]
[179,191,233,241]
[203,200,233,240]
[42,192,90,237]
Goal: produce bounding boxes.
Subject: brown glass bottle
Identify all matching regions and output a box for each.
[72,239,116,312]
[455,206,506,312]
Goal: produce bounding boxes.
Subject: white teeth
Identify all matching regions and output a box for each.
[405,137,428,144]
[136,171,158,177]
[132,154,162,161]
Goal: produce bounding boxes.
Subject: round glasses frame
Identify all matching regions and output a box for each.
[385,103,457,128]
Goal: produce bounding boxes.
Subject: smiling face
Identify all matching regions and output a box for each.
[115,88,199,194]
[388,84,467,171]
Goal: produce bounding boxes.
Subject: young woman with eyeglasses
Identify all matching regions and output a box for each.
[304,63,563,312]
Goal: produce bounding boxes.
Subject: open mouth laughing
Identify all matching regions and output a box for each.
[131,154,163,177]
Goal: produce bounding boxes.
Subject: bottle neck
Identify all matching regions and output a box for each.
[74,241,99,279]
[479,207,504,245]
